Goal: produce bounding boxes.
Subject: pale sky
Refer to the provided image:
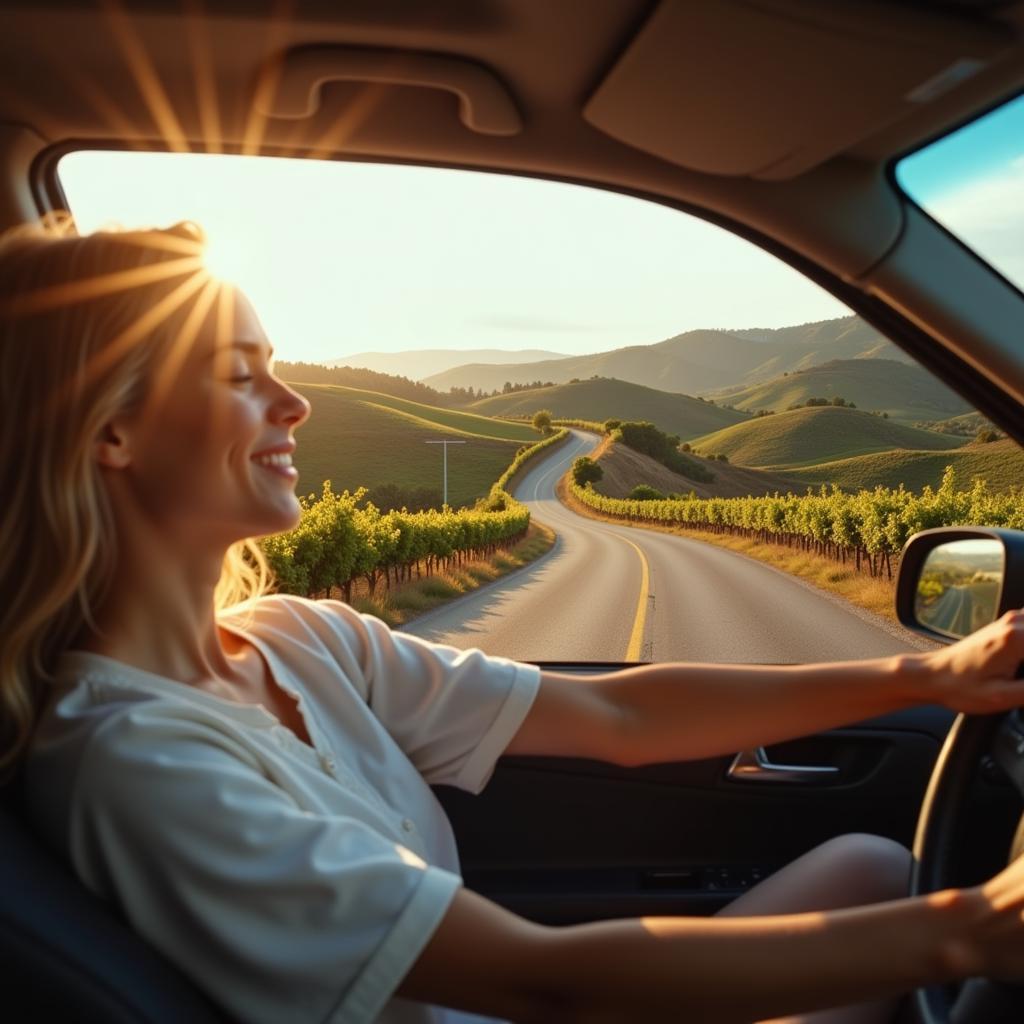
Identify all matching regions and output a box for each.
[59,150,855,365]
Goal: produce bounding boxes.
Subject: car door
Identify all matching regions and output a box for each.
[437,697,957,924]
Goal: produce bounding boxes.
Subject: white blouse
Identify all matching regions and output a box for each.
[25,595,541,1024]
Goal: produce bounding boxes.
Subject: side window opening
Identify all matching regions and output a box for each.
[55,150,1023,663]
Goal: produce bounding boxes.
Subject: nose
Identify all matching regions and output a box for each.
[270,378,311,428]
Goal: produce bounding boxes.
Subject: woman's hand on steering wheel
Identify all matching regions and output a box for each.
[917,610,1024,715]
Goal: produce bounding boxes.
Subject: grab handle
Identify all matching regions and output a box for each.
[727,746,840,784]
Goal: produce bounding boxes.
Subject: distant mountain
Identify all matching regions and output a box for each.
[469,377,747,440]
[329,348,568,380]
[706,359,973,423]
[276,360,448,406]
[422,316,910,395]
[691,406,965,469]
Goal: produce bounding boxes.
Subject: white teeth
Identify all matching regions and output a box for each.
[253,453,293,467]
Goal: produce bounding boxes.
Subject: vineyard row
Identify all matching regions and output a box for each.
[571,466,1024,579]
[260,430,570,598]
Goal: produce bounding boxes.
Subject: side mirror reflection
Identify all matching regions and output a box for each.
[914,539,1004,640]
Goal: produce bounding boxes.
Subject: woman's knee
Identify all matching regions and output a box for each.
[812,832,912,905]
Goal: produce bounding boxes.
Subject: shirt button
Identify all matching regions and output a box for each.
[401,818,416,833]
[321,754,337,773]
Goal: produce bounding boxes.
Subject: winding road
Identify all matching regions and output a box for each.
[402,431,934,663]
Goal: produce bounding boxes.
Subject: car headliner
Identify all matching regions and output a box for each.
[0,0,1022,409]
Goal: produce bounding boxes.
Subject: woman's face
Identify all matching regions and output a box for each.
[109,288,311,548]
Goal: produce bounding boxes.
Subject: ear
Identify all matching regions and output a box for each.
[94,420,134,470]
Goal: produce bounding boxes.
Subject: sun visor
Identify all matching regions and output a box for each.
[583,0,1010,179]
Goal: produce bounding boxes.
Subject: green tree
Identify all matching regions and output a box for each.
[532,409,553,434]
[572,456,603,486]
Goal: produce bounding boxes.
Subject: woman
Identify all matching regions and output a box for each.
[3,220,1024,1024]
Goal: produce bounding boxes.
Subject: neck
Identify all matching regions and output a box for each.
[80,519,244,688]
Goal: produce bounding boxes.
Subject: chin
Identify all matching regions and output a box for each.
[242,499,303,540]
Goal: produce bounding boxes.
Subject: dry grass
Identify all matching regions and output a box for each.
[346,521,557,627]
[556,474,898,622]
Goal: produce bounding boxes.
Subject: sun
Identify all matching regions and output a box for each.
[201,230,254,285]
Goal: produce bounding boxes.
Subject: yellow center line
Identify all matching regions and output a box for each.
[621,536,650,662]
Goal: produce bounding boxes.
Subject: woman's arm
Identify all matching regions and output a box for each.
[398,878,1001,1022]
[506,610,1024,765]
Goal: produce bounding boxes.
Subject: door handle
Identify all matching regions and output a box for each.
[727,746,841,784]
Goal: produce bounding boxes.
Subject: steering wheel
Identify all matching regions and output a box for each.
[912,709,1024,1023]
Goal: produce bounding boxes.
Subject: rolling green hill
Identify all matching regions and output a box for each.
[706,358,972,423]
[915,411,998,438]
[691,406,965,469]
[468,377,747,439]
[289,383,536,507]
[785,438,1024,493]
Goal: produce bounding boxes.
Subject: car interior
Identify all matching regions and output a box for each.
[1,1,1024,1021]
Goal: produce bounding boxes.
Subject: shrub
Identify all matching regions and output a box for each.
[627,484,664,501]
[572,456,603,486]
[716,453,729,462]
[603,418,621,432]
[976,428,999,444]
[615,421,715,483]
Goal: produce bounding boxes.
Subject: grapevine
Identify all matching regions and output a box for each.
[570,466,1024,579]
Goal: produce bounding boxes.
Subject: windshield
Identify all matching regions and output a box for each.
[896,92,1024,294]
[57,151,1024,665]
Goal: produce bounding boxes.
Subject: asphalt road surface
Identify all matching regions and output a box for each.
[402,431,935,663]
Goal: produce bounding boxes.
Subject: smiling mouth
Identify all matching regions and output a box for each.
[252,452,292,468]
[251,452,298,478]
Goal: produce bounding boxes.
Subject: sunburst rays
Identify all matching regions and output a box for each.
[2,253,203,318]
[240,0,295,158]
[182,0,223,155]
[18,0,403,189]
[5,0,401,404]
[299,79,391,162]
[100,0,190,154]
[141,274,222,429]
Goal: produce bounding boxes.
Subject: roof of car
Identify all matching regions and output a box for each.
[1,1,1023,409]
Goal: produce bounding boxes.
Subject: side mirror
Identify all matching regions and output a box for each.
[896,528,1024,643]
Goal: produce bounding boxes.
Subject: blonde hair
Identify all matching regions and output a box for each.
[0,216,271,783]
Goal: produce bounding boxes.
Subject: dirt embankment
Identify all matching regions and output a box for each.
[594,442,804,499]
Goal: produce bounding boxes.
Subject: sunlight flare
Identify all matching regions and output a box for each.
[143,275,222,428]
[241,0,295,157]
[210,280,237,438]
[2,254,204,317]
[182,0,223,155]
[300,81,390,162]
[102,0,190,154]
[79,269,209,385]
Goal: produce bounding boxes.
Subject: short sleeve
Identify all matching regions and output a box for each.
[271,597,541,793]
[70,705,462,1024]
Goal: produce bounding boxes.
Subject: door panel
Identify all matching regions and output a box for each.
[435,697,956,925]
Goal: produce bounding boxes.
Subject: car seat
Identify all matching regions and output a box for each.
[0,768,231,1022]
